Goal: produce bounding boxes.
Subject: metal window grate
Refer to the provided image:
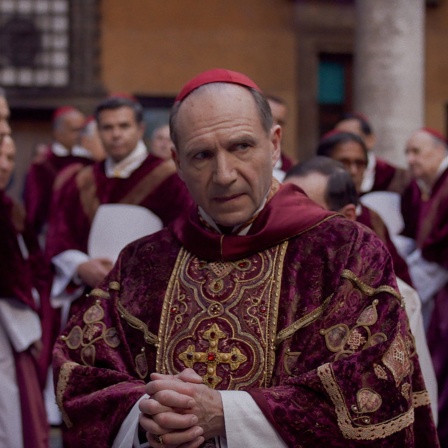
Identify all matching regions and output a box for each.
[0,0,70,87]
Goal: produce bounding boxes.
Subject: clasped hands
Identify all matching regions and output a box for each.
[139,368,225,448]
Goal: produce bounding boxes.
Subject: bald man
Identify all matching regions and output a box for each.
[401,127,448,446]
[54,70,438,448]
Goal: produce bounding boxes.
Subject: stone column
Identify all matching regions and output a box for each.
[354,0,425,167]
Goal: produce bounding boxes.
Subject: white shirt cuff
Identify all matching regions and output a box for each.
[219,390,287,448]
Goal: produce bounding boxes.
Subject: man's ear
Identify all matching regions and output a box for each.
[171,148,184,180]
[339,203,357,221]
[270,125,282,167]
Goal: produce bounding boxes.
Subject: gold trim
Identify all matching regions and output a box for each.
[89,288,110,299]
[341,270,402,301]
[412,390,431,408]
[108,281,120,291]
[56,361,78,428]
[317,363,413,440]
[276,294,334,347]
[117,300,158,346]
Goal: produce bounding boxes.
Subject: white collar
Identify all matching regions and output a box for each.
[51,142,93,159]
[360,152,376,193]
[104,140,148,178]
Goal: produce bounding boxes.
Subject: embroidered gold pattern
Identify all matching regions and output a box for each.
[276,294,334,347]
[109,281,120,291]
[401,383,411,400]
[56,361,78,428]
[347,328,367,350]
[412,390,431,408]
[382,324,411,387]
[374,363,388,381]
[284,349,302,376]
[157,243,288,390]
[62,303,120,366]
[179,323,248,388]
[135,351,149,379]
[341,270,402,302]
[90,288,110,299]
[320,299,386,360]
[355,388,382,413]
[318,363,414,439]
[117,300,158,346]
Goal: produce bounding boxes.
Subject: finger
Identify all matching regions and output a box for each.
[139,397,172,416]
[140,411,198,433]
[147,387,196,409]
[153,425,204,447]
[147,379,199,397]
[176,368,203,384]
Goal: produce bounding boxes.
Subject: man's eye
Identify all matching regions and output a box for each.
[235,143,250,151]
[193,151,211,160]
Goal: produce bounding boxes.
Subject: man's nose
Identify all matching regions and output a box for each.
[213,153,237,185]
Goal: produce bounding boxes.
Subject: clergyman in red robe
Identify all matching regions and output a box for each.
[53,70,439,447]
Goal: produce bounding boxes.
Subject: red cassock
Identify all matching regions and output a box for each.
[402,169,448,446]
[23,148,94,235]
[356,203,413,287]
[370,157,410,194]
[53,184,438,447]
[45,154,194,260]
[0,190,54,448]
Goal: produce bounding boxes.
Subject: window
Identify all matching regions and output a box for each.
[0,0,70,87]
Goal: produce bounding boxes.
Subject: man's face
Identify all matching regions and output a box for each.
[97,106,144,162]
[54,110,85,150]
[173,84,281,227]
[0,97,11,138]
[0,135,15,190]
[405,130,447,185]
[285,173,329,209]
[330,141,367,193]
[335,118,375,151]
[150,124,173,160]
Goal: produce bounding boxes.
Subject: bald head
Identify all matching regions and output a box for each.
[53,107,85,151]
[405,129,448,186]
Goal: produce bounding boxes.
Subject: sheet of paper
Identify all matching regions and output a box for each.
[88,204,163,262]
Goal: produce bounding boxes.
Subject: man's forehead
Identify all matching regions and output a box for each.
[175,68,261,104]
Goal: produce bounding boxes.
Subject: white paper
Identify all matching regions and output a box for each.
[88,204,163,263]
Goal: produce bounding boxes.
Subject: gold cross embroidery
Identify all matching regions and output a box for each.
[178,323,247,388]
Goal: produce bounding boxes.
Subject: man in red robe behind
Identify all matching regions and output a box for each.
[401,127,448,446]
[53,69,438,447]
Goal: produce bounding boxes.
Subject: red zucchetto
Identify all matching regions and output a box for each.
[421,127,447,145]
[175,68,262,103]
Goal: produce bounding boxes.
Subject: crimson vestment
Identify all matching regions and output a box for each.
[24,146,93,236]
[45,154,193,260]
[54,184,438,447]
[401,168,448,446]
[0,190,52,448]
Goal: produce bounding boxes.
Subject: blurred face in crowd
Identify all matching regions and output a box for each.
[0,135,15,190]
[97,106,144,163]
[330,140,367,193]
[54,110,85,150]
[173,84,281,227]
[0,96,11,138]
[150,124,173,161]
[405,130,447,186]
[335,118,375,151]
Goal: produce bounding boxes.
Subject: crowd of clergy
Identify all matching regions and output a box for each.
[1,77,448,447]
